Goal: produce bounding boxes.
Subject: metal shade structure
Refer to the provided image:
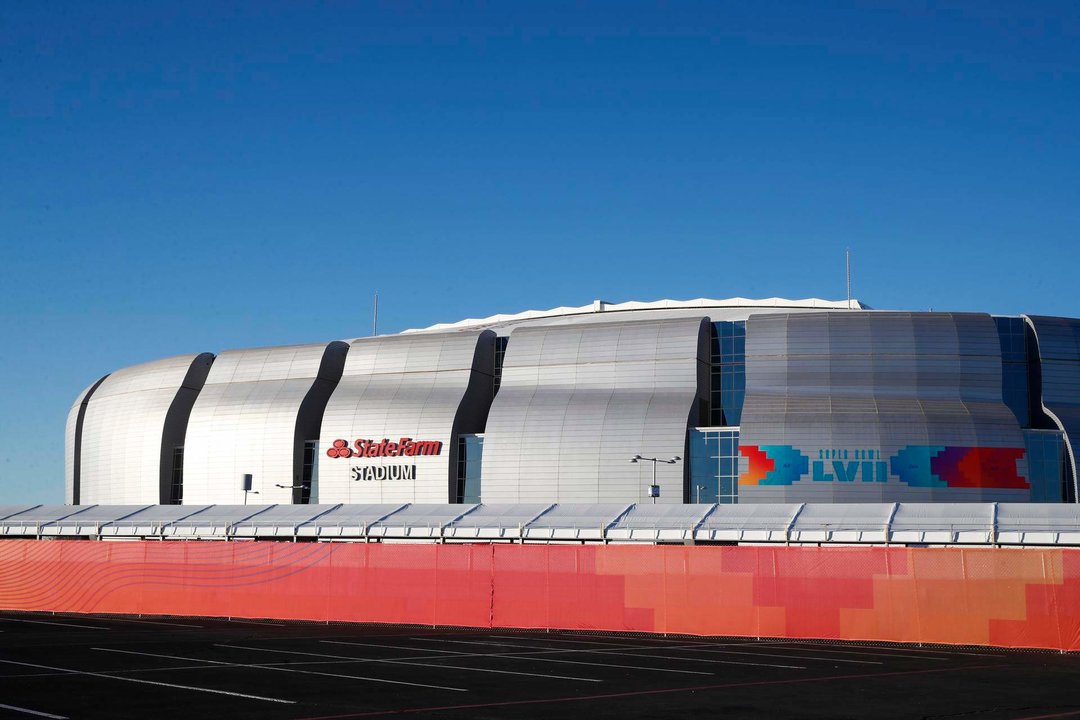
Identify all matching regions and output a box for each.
[4,503,1080,545]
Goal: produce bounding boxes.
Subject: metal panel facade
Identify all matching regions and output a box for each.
[480,317,710,503]
[76,355,213,505]
[739,312,1029,503]
[182,343,347,505]
[62,299,1080,508]
[1024,315,1080,500]
[316,330,494,504]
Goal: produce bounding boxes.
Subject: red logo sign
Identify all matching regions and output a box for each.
[326,438,443,459]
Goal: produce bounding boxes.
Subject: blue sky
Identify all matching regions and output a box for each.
[2,1,1078,503]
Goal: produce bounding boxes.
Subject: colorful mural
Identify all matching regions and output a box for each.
[740,445,1029,490]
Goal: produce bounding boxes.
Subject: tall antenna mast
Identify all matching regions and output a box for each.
[373,291,379,336]
[846,248,852,310]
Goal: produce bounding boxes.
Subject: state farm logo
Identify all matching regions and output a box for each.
[326,438,443,459]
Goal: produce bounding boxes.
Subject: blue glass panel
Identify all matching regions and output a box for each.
[691,430,708,456]
[1024,430,1065,502]
[1002,362,1030,427]
[462,435,484,504]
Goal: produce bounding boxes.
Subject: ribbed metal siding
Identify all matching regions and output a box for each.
[182,343,347,504]
[480,317,709,503]
[739,312,1028,503]
[1024,315,1080,501]
[316,330,494,503]
[76,355,213,505]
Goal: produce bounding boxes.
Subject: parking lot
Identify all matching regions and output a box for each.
[1,611,1079,720]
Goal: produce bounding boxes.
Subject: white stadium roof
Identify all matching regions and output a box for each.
[402,297,870,334]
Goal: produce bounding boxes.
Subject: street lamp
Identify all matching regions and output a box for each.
[629,454,681,504]
[695,484,707,504]
[275,483,306,503]
[275,482,309,504]
[242,473,259,505]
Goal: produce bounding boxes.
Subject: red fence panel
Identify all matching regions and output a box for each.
[2,540,1080,650]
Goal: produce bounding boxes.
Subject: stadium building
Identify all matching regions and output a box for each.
[64,298,1080,507]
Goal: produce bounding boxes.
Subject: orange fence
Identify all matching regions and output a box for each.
[1,540,1078,651]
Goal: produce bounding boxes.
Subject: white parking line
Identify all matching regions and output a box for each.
[414,637,628,649]
[488,634,639,647]
[489,634,771,649]
[80,616,204,629]
[0,702,68,719]
[596,634,949,661]
[413,637,806,669]
[505,633,969,660]
[322,641,464,654]
[769,640,1004,658]
[418,639,805,671]
[483,634,881,664]
[673,645,882,665]
[585,649,806,670]
[0,618,111,631]
[463,635,678,649]
[218,643,603,683]
[512,654,712,675]
[0,658,294,704]
[92,648,466,692]
[729,643,949,661]
[321,640,713,676]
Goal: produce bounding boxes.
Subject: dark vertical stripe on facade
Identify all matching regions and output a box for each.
[449,330,496,503]
[157,353,215,504]
[1023,315,1080,503]
[293,342,350,504]
[71,374,110,506]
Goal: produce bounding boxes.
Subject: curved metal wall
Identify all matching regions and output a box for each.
[1024,315,1080,501]
[182,342,348,505]
[75,354,214,505]
[63,375,108,504]
[480,317,710,503]
[316,330,495,503]
[739,312,1029,503]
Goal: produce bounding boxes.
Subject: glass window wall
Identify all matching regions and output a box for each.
[1024,429,1066,502]
[690,427,740,503]
[995,316,1030,427]
[300,439,317,504]
[168,446,183,505]
[457,434,484,503]
[493,337,509,396]
[711,322,746,427]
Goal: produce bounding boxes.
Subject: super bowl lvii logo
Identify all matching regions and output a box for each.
[739,445,1028,489]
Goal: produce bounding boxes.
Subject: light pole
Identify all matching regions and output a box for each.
[629,454,681,504]
[695,484,706,504]
[242,473,259,505]
[275,483,306,504]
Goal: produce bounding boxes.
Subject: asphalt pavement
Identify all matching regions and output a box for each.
[1,611,1078,719]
